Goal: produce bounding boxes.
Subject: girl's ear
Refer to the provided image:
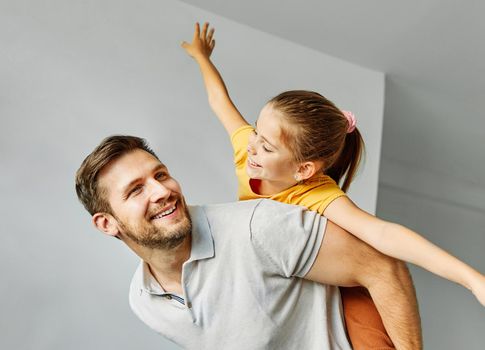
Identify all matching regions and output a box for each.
[295,160,324,181]
[92,212,120,238]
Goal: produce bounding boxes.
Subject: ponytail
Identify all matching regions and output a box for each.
[268,90,365,192]
[326,127,365,192]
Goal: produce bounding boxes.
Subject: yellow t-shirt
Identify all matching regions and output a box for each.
[231,125,346,215]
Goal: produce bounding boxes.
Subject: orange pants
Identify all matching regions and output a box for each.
[340,286,395,350]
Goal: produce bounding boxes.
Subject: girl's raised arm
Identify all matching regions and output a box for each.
[324,196,485,307]
[182,22,249,136]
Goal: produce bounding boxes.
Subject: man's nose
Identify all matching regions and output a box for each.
[148,180,171,203]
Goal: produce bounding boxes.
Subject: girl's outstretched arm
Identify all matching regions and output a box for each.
[181,22,249,136]
[324,196,485,307]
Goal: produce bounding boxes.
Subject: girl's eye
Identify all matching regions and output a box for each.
[262,145,272,153]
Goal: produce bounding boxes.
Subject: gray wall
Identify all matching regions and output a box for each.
[378,78,485,349]
[0,1,384,349]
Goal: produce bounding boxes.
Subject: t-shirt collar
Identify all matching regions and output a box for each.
[139,205,214,294]
[186,205,214,262]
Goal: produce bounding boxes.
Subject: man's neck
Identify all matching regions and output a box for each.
[149,237,191,295]
[131,236,192,295]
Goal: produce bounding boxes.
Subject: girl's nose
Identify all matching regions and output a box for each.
[247,141,257,155]
[247,132,258,155]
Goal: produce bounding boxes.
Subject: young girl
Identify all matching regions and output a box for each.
[181,22,485,347]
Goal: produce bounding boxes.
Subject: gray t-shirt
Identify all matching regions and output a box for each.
[129,199,351,349]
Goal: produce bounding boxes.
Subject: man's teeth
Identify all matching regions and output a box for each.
[153,205,176,219]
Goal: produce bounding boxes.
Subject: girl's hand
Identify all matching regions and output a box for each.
[181,22,215,60]
[470,273,485,307]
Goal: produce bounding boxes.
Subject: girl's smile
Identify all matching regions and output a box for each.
[245,104,298,194]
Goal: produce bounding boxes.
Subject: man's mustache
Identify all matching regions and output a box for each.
[146,195,180,219]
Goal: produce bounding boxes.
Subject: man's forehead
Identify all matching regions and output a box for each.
[99,149,167,191]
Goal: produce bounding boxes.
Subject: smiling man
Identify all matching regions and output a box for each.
[75,135,421,350]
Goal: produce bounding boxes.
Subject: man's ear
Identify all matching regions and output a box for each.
[92,212,120,238]
[295,160,324,181]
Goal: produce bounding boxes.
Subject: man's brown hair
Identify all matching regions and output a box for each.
[75,135,159,215]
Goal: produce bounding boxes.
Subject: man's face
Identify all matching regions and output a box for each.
[98,149,191,249]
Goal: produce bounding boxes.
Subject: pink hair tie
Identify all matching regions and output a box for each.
[343,110,356,133]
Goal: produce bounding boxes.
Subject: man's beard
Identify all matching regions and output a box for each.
[117,202,192,250]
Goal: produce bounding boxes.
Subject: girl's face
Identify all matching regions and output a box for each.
[246,104,298,191]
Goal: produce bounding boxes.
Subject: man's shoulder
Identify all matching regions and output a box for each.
[195,199,261,223]
[200,198,298,213]
[199,199,323,248]
[249,199,326,278]
[249,199,320,231]
[197,199,303,225]
[199,199,262,211]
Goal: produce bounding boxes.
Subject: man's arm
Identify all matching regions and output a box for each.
[304,221,422,350]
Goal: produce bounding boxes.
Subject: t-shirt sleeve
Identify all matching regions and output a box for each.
[249,199,327,278]
[230,125,255,167]
[307,177,347,215]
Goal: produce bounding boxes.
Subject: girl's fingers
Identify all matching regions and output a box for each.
[193,22,200,40]
[201,22,209,38]
[191,21,214,48]
[207,28,215,42]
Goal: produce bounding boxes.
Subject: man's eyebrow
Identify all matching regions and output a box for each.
[152,163,167,173]
[255,121,278,149]
[120,163,167,196]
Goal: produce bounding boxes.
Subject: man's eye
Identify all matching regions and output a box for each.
[129,185,143,197]
[156,172,167,180]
